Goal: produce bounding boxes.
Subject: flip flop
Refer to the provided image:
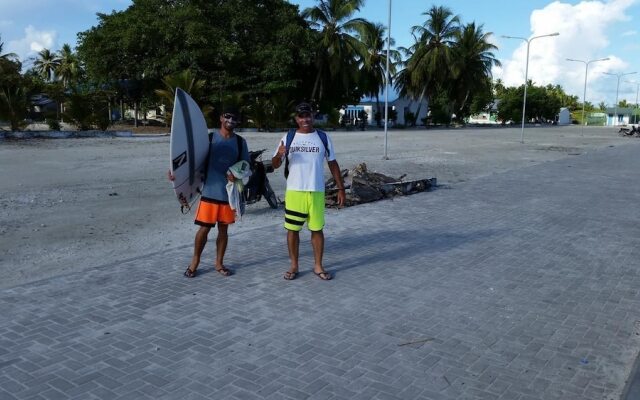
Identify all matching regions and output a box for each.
[283,271,298,280]
[184,267,197,278]
[314,271,332,281]
[215,266,233,277]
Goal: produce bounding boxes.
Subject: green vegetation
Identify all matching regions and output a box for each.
[0,86,30,131]
[63,88,112,131]
[495,82,579,124]
[154,70,211,126]
[0,35,31,131]
[0,1,620,131]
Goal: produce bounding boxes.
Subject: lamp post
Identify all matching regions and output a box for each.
[502,32,559,143]
[603,71,637,126]
[625,80,640,125]
[383,0,391,159]
[566,57,609,135]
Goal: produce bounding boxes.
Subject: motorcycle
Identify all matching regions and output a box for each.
[619,125,638,136]
[244,149,278,209]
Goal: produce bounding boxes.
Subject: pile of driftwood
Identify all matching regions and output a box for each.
[325,163,437,207]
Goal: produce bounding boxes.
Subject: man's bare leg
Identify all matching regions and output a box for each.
[310,230,324,271]
[215,223,231,275]
[188,226,211,273]
[311,230,330,279]
[285,230,300,279]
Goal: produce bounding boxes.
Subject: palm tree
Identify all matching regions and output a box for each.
[302,0,372,102]
[33,48,60,82]
[449,22,500,119]
[494,78,505,96]
[394,45,420,99]
[245,93,296,131]
[47,44,81,122]
[0,86,30,131]
[56,44,80,88]
[394,44,432,125]
[1,49,18,80]
[0,35,18,62]
[155,70,211,126]
[358,22,401,126]
[0,35,20,76]
[400,5,460,105]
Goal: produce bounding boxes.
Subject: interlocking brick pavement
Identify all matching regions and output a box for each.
[2,143,640,399]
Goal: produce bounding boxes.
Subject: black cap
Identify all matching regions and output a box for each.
[222,106,239,116]
[295,102,314,115]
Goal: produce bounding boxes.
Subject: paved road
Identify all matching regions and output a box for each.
[1,142,640,399]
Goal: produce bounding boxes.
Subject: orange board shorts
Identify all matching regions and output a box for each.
[194,197,235,227]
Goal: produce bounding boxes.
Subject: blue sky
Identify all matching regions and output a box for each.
[1,0,639,107]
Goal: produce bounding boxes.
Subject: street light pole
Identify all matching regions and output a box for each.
[566,57,609,135]
[625,80,640,125]
[383,0,391,160]
[603,71,637,126]
[502,32,559,143]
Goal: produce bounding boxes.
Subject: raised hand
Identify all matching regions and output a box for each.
[276,140,286,158]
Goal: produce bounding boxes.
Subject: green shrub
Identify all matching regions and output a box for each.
[64,89,111,130]
[46,118,61,130]
[93,112,110,130]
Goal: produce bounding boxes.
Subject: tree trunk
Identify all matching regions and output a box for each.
[375,94,381,127]
[311,71,322,102]
[414,91,426,126]
[134,102,139,128]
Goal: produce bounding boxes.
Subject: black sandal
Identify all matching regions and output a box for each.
[283,271,298,280]
[314,271,332,281]
[184,267,197,278]
[215,266,232,277]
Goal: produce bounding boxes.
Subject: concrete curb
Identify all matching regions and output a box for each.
[132,132,170,137]
[0,130,133,139]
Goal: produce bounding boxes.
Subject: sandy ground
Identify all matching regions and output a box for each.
[0,125,631,289]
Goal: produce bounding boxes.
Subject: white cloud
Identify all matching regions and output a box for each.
[622,30,637,36]
[0,0,128,15]
[494,0,637,106]
[7,25,57,64]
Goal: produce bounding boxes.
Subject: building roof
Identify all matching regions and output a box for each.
[359,96,399,104]
[30,94,56,107]
[605,107,636,114]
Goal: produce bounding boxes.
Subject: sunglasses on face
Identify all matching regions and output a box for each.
[223,113,238,121]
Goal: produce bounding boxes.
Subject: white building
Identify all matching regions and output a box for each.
[467,101,499,124]
[557,107,571,125]
[604,107,637,126]
[342,96,429,126]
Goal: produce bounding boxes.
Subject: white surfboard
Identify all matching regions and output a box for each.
[170,88,209,212]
